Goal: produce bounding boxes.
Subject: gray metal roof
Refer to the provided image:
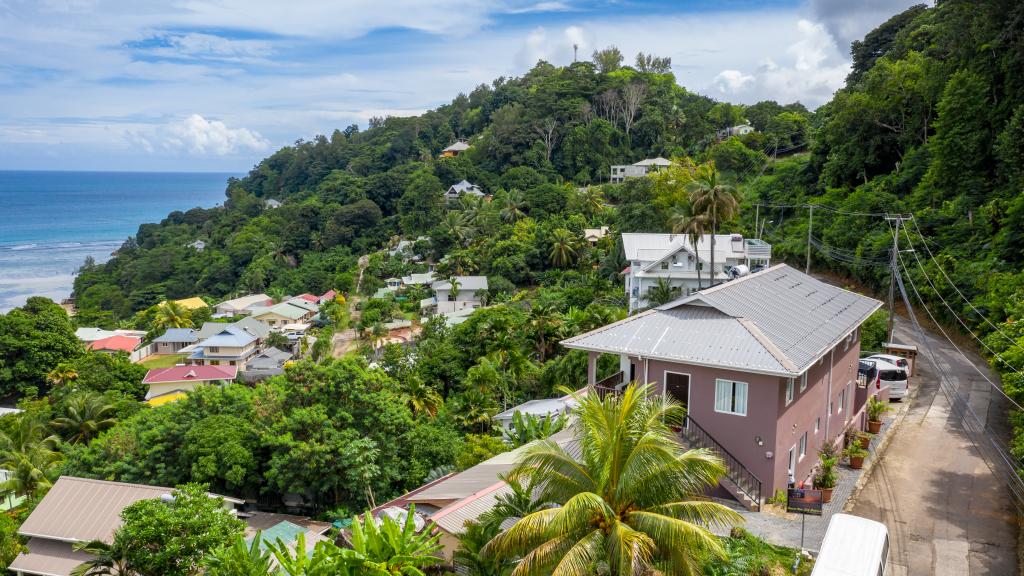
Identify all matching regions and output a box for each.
[198,325,257,348]
[563,264,881,376]
[152,328,198,344]
[9,538,94,576]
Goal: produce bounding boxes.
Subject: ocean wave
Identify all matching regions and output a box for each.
[7,243,37,251]
[1,239,121,252]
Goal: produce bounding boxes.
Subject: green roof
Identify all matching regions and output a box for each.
[248,520,306,551]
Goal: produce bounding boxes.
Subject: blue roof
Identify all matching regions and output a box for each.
[198,325,256,348]
[153,328,197,344]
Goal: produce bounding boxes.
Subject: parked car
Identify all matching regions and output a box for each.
[859,358,910,400]
[812,513,889,576]
[865,353,910,373]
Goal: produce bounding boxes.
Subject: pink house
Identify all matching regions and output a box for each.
[562,264,882,509]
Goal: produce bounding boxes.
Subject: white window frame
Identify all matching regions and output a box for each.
[800,372,808,392]
[838,387,845,414]
[815,417,821,434]
[714,379,748,416]
[785,378,794,405]
[799,432,808,461]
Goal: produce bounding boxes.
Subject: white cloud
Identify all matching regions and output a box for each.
[148,114,270,156]
[712,69,755,94]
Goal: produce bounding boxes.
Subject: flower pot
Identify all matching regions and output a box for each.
[849,455,864,469]
[859,436,871,449]
[818,486,834,503]
[868,420,882,434]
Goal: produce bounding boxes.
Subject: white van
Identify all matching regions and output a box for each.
[812,513,889,576]
[862,357,910,400]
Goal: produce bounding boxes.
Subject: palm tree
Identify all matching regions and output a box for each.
[443,211,472,247]
[0,415,63,500]
[687,164,739,287]
[51,392,118,444]
[481,472,555,528]
[401,377,443,418]
[484,383,742,575]
[669,207,711,290]
[153,300,193,330]
[500,189,526,223]
[529,302,563,363]
[576,187,605,217]
[46,365,78,388]
[349,505,444,575]
[548,228,578,268]
[71,535,135,576]
[645,278,680,308]
[456,521,513,576]
[203,533,274,576]
[448,277,462,301]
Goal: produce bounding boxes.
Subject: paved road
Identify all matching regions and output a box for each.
[851,320,1018,575]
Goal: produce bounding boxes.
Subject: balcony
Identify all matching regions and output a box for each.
[745,238,772,260]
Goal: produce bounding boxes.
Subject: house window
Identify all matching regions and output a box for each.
[800,372,808,392]
[229,361,236,366]
[785,379,794,405]
[447,293,456,302]
[208,346,219,353]
[660,261,669,270]
[714,379,748,416]
[815,417,820,433]
[799,432,808,460]
[838,388,845,414]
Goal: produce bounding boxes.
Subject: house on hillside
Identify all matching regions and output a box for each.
[214,294,273,317]
[444,179,484,202]
[152,328,198,354]
[402,272,436,286]
[249,299,318,328]
[583,226,610,244]
[241,347,293,381]
[187,240,206,251]
[622,232,772,312]
[716,123,755,139]
[74,327,146,344]
[422,276,488,315]
[609,157,672,183]
[562,264,882,508]
[493,391,579,431]
[187,325,259,369]
[8,476,244,576]
[370,429,577,560]
[265,198,282,209]
[87,335,141,354]
[143,364,239,406]
[161,296,208,311]
[440,139,470,158]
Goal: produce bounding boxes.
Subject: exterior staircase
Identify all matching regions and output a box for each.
[677,414,762,511]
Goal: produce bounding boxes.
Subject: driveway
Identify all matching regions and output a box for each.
[850,320,1018,575]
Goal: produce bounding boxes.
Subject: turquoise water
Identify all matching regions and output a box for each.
[0,171,235,311]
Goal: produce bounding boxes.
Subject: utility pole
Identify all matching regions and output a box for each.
[754,204,760,244]
[805,205,814,274]
[573,43,578,62]
[885,215,909,343]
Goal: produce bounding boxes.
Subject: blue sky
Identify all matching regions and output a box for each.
[0,0,920,172]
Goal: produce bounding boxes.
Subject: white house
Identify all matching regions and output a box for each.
[716,124,755,139]
[422,276,488,315]
[622,232,772,311]
[610,157,672,183]
[444,180,484,202]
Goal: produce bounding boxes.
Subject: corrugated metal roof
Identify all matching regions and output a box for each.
[217,293,272,311]
[18,477,242,544]
[152,328,198,343]
[621,233,747,263]
[142,364,237,384]
[563,264,881,376]
[198,325,257,347]
[9,538,94,576]
[431,482,510,535]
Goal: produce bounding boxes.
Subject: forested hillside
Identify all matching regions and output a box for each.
[0,0,1021,522]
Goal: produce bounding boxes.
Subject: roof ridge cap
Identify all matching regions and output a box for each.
[736,317,798,373]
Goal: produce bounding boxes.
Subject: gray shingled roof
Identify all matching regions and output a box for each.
[563,264,881,376]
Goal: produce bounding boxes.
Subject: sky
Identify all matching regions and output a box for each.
[0,0,922,172]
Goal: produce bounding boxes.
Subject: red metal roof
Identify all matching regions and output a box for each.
[320,290,337,302]
[621,266,631,274]
[87,335,141,352]
[295,293,319,303]
[143,364,238,384]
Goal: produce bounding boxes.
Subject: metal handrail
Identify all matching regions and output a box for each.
[680,413,763,511]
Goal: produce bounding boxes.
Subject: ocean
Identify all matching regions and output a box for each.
[0,171,236,312]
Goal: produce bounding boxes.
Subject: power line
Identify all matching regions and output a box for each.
[908,217,1024,356]
[891,227,1024,413]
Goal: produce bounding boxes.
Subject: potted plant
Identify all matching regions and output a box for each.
[846,428,873,450]
[843,443,868,469]
[866,396,891,434]
[813,453,838,503]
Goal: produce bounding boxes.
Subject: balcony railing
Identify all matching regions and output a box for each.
[745,238,772,260]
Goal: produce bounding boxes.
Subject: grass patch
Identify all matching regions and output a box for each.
[139,354,187,368]
[704,528,814,576]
